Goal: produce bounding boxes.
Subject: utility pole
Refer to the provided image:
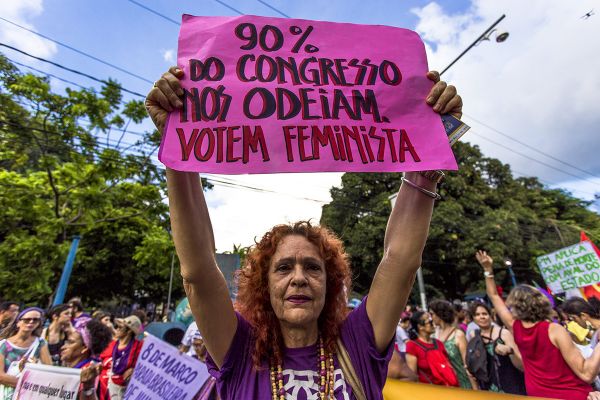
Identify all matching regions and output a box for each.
[53,235,81,306]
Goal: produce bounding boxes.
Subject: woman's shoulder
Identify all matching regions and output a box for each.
[452,327,465,340]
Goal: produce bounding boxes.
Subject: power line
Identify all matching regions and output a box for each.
[0,43,146,99]
[213,0,245,15]
[126,0,180,25]
[471,129,600,188]
[9,58,88,90]
[256,0,291,18]
[0,16,152,84]
[465,113,599,179]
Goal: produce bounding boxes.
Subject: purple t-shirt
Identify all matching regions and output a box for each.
[206,297,393,399]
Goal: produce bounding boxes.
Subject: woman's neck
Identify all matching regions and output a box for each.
[480,325,493,335]
[280,322,319,348]
[49,320,61,332]
[418,332,432,343]
[14,330,31,342]
[119,335,132,346]
[439,322,452,331]
[66,354,87,368]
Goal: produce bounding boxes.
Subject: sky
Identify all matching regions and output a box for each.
[1,0,599,252]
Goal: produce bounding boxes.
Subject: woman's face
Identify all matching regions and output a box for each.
[60,330,86,366]
[431,312,442,327]
[418,312,435,335]
[192,337,207,362]
[17,311,42,334]
[101,316,113,328]
[115,323,131,339]
[268,235,327,330]
[473,306,491,329]
[569,313,588,329]
[58,309,72,325]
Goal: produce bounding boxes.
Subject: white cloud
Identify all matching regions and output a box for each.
[203,173,341,252]
[411,0,600,202]
[0,0,57,60]
[162,49,175,63]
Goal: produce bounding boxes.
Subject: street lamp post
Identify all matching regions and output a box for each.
[386,16,509,309]
[440,14,509,76]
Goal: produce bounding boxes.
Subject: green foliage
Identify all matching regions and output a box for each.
[0,54,186,306]
[320,142,600,299]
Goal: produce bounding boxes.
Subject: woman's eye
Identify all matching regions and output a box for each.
[308,264,321,271]
[276,264,290,271]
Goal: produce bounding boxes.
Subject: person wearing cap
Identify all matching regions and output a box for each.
[0,307,52,398]
[105,315,143,400]
[60,318,113,399]
[180,320,201,357]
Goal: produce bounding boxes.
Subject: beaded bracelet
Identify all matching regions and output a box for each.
[401,177,442,200]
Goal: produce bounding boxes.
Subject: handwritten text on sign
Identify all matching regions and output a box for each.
[537,241,600,293]
[13,363,80,400]
[124,334,210,400]
[159,15,458,174]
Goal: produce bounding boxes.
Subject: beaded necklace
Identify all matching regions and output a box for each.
[270,336,335,400]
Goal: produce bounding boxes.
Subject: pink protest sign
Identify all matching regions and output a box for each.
[159,14,458,174]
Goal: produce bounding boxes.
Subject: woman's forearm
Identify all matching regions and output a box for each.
[367,172,437,351]
[166,167,237,369]
[0,373,18,387]
[382,172,436,260]
[166,168,217,283]
[582,344,600,381]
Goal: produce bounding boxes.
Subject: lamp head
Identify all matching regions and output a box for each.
[504,259,513,267]
[495,31,510,43]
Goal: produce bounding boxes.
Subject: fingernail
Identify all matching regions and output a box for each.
[426,97,434,104]
[433,104,441,112]
[176,100,183,108]
[177,89,184,96]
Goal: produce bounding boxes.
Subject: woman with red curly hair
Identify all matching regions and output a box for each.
[145,66,462,399]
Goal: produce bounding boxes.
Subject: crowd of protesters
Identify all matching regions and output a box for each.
[0,297,147,400]
[0,296,221,400]
[387,250,600,400]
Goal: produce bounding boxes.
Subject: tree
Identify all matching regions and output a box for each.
[320,141,600,299]
[0,54,204,306]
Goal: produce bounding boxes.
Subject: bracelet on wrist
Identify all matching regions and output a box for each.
[484,271,494,279]
[401,177,441,200]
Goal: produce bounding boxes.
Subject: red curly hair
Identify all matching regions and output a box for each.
[235,221,351,368]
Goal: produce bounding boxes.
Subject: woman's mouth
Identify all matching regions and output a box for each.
[286,295,311,304]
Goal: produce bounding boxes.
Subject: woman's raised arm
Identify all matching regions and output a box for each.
[146,66,237,368]
[366,71,463,353]
[476,250,515,330]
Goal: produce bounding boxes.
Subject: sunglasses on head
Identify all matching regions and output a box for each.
[419,318,433,326]
[20,317,41,324]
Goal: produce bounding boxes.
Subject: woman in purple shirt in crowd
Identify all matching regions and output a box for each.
[145,66,463,399]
